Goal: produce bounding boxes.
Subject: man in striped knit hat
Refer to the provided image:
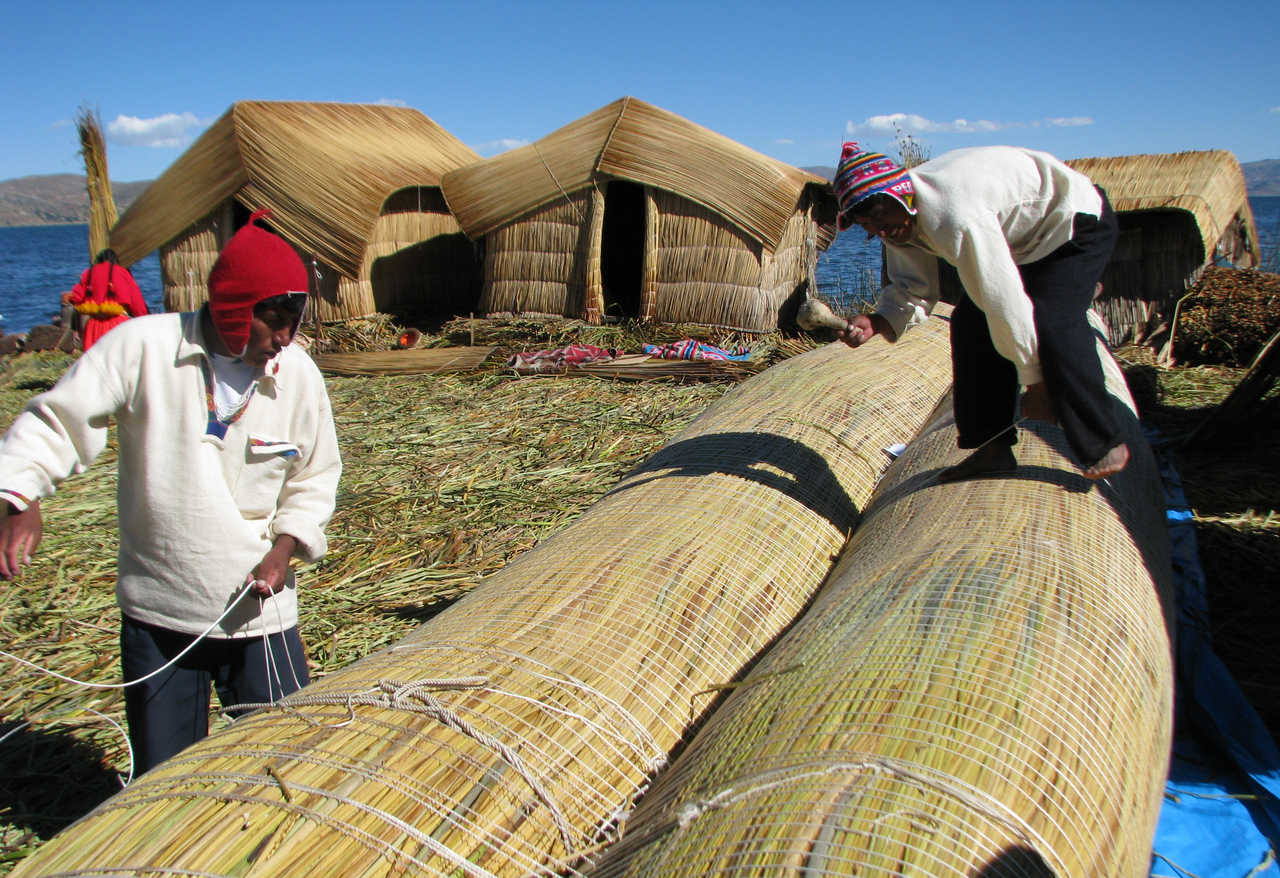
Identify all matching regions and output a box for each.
[832,141,1129,482]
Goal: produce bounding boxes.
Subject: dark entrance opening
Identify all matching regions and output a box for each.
[601,180,646,320]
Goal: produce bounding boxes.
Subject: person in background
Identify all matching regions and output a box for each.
[61,248,149,350]
[0,210,342,773]
[832,142,1129,482]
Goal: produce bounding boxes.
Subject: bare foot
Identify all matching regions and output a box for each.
[937,445,1018,483]
[1082,443,1130,480]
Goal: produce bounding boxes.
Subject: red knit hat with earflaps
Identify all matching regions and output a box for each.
[206,208,310,356]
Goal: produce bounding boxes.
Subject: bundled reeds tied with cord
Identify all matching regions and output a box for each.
[10,315,954,878]
[76,106,117,260]
[584,342,1175,877]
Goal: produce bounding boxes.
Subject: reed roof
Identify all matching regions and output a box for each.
[442,96,835,251]
[1068,149,1259,264]
[109,101,480,276]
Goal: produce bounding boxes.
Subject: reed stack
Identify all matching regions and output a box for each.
[75,106,117,260]
[11,314,955,877]
[583,339,1175,877]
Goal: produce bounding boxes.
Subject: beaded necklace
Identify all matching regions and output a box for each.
[199,356,257,440]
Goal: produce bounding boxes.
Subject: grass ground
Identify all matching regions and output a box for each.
[0,320,1275,872]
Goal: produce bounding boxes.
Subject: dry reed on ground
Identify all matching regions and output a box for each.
[1170,266,1280,367]
[587,354,1174,877]
[5,317,954,878]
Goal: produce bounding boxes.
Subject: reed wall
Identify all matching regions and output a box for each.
[649,191,768,330]
[479,191,595,320]
[159,202,235,313]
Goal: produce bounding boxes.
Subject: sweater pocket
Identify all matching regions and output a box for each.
[236,434,299,518]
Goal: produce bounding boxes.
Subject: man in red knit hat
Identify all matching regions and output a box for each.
[0,210,342,774]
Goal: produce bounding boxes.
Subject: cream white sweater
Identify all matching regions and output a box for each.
[874,146,1103,385]
[0,311,341,638]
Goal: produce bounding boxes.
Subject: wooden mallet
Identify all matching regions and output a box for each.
[796,298,849,333]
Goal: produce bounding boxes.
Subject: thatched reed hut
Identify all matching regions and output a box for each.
[440,97,837,332]
[1066,149,1260,346]
[109,101,482,324]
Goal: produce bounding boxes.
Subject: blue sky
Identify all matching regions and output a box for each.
[3,0,1277,183]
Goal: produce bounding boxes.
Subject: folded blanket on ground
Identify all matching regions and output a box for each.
[507,343,619,374]
[642,339,750,361]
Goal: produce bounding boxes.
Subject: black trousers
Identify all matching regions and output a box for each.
[121,614,309,775]
[950,188,1122,466]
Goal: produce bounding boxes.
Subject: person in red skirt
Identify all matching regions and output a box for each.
[61,248,149,350]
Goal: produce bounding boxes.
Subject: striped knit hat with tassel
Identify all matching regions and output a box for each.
[833,141,916,230]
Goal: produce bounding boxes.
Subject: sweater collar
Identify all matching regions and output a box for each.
[178,307,285,388]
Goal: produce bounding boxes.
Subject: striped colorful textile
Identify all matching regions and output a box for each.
[642,340,750,361]
[508,343,620,374]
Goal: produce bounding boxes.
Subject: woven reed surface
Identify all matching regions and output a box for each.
[480,193,593,318]
[1068,149,1259,266]
[442,96,832,251]
[311,346,496,377]
[584,349,1175,877]
[649,190,775,331]
[10,317,955,878]
[111,101,479,276]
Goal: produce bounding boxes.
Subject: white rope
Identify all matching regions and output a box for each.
[0,584,256,690]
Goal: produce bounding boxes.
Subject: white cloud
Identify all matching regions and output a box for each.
[775,137,795,145]
[107,112,205,148]
[846,112,1093,136]
[476,138,531,155]
[1272,106,1280,113]
[373,98,408,107]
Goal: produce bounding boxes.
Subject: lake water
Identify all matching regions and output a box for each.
[1,197,1276,337]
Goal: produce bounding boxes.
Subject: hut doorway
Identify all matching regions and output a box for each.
[371,187,480,327]
[601,180,646,320]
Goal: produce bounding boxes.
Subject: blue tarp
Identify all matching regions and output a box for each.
[1149,442,1280,876]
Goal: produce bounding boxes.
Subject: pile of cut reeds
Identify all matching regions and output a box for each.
[586,346,1175,877]
[6,315,955,877]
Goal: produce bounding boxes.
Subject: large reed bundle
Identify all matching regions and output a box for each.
[585,344,1175,877]
[310,346,496,377]
[11,316,954,878]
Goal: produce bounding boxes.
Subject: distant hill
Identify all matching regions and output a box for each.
[0,159,1275,227]
[0,174,151,227]
[1243,159,1280,195]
